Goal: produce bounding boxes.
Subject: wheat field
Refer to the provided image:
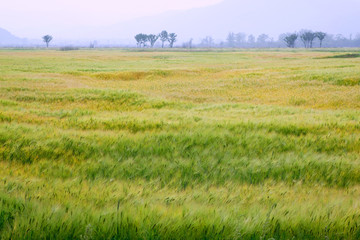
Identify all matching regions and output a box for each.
[0,48,360,239]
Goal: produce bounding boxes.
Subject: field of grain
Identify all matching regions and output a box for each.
[0,48,360,239]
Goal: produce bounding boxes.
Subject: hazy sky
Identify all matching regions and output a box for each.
[1,0,222,37]
[2,0,359,43]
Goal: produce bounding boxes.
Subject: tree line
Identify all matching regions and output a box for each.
[222,30,328,48]
[192,30,360,48]
[284,31,326,48]
[40,30,360,48]
[134,30,177,48]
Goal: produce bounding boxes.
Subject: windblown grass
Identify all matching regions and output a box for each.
[0,48,359,239]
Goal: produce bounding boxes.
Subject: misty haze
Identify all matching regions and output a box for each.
[1,0,359,46]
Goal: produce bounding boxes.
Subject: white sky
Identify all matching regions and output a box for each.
[1,0,222,38]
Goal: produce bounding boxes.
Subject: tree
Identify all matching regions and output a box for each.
[134,34,142,47]
[168,33,177,48]
[182,38,193,49]
[89,40,97,48]
[257,34,269,43]
[300,30,316,48]
[202,36,214,48]
[308,32,316,48]
[283,33,298,48]
[226,32,235,47]
[256,34,270,47]
[147,34,159,48]
[235,32,246,47]
[159,30,168,48]
[247,35,255,45]
[315,32,326,48]
[42,35,53,48]
[300,32,307,48]
[335,34,346,41]
[134,33,148,48]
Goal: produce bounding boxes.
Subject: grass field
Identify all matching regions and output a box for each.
[0,48,360,239]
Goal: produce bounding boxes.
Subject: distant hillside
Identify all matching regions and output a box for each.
[2,0,359,45]
[99,0,360,41]
[0,27,25,45]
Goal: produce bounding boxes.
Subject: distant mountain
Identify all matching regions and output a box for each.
[98,0,360,42]
[0,27,25,45]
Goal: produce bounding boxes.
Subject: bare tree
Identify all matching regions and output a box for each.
[315,32,326,48]
[42,35,53,48]
[159,30,168,48]
[168,33,177,48]
[283,33,298,48]
[147,34,159,48]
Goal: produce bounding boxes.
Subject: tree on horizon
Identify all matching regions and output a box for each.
[284,33,298,48]
[42,35,53,48]
[148,34,159,48]
[159,31,168,48]
[168,33,177,48]
[315,32,327,48]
